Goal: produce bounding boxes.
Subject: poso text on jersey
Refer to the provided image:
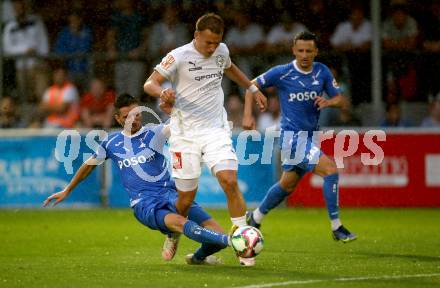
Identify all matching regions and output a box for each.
[289,91,320,102]
[117,153,155,169]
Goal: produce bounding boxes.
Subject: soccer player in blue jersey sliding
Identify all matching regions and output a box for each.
[44,94,231,265]
[243,31,356,243]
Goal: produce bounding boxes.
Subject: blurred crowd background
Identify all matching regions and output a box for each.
[0,0,439,130]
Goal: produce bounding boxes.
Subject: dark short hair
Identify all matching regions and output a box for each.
[114,93,138,113]
[293,31,318,47]
[195,13,224,35]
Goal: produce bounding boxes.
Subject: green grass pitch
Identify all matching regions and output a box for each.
[1,208,439,287]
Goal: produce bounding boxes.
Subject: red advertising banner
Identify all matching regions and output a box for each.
[287,131,440,207]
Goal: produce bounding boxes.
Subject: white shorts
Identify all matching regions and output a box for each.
[169,128,238,179]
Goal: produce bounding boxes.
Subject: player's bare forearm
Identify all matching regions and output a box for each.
[144,71,175,105]
[224,63,253,89]
[242,80,266,130]
[242,90,256,130]
[143,71,165,97]
[43,158,97,207]
[65,158,98,193]
[244,89,254,117]
[328,94,345,108]
[315,94,345,110]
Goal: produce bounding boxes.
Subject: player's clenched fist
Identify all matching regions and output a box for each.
[160,88,176,105]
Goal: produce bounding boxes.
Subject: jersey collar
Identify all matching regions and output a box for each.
[121,126,147,138]
[293,60,313,75]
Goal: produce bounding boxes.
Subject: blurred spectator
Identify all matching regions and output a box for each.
[382,2,419,50]
[320,66,354,126]
[330,4,372,105]
[330,5,372,52]
[148,5,189,59]
[330,5,372,105]
[225,11,265,55]
[40,67,80,128]
[422,1,440,52]
[2,0,49,102]
[257,96,280,131]
[225,94,243,130]
[80,78,116,129]
[327,98,362,127]
[382,2,420,101]
[53,11,93,92]
[106,0,148,98]
[303,0,335,48]
[224,11,265,95]
[420,1,440,98]
[0,96,25,128]
[420,92,440,128]
[266,12,307,55]
[380,102,412,127]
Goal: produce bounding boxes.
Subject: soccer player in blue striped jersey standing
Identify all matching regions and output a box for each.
[243,31,356,242]
[44,94,232,265]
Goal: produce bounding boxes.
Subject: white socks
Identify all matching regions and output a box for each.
[331,218,342,231]
[252,208,265,224]
[231,215,247,227]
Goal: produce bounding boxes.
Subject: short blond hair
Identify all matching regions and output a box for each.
[195,13,224,35]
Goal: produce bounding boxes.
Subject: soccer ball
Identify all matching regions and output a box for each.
[230,226,264,258]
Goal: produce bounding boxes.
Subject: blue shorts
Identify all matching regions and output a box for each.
[280,131,322,177]
[132,189,211,235]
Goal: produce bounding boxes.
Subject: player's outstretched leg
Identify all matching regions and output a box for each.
[181,219,229,247]
[248,182,289,229]
[185,243,224,265]
[248,171,300,229]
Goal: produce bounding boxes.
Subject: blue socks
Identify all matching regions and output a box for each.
[259,182,289,214]
[183,220,229,247]
[193,243,224,260]
[323,173,339,220]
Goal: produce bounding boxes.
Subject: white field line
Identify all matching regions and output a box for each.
[234,273,440,288]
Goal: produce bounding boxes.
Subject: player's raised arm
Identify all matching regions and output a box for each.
[224,63,267,112]
[43,157,99,207]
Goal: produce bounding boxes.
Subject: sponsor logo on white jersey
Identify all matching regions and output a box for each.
[194,71,223,81]
[215,55,225,68]
[188,60,202,71]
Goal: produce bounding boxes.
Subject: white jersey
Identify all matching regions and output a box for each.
[155,41,232,136]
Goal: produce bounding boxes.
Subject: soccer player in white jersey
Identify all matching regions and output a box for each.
[44,94,235,265]
[144,13,266,266]
[243,31,356,243]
